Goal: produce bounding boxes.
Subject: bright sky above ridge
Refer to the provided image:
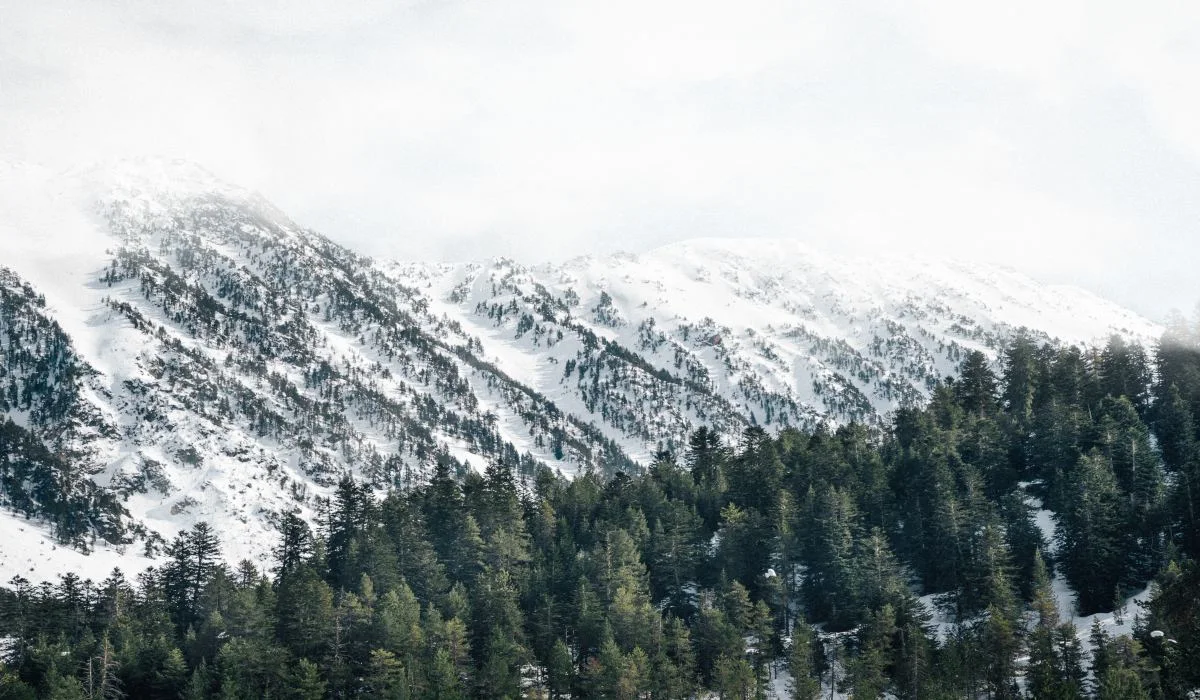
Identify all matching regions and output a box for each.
[1,0,1197,320]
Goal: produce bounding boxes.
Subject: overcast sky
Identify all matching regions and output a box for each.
[1,0,1197,320]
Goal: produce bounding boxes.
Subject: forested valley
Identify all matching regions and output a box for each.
[3,320,1200,699]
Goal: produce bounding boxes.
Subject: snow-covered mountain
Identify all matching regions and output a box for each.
[392,238,1156,452]
[0,158,1160,579]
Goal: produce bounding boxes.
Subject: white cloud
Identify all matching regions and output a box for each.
[0,0,1196,318]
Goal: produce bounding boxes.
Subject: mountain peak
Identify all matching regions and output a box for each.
[57,156,252,205]
[649,236,819,260]
[0,163,1165,581]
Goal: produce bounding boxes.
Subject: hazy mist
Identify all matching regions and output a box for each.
[2,0,1197,320]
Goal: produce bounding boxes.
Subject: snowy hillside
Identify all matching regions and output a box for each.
[390,238,1158,451]
[0,158,1161,578]
[0,159,636,576]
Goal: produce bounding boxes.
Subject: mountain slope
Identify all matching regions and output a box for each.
[389,237,1157,453]
[0,159,638,572]
[0,159,1160,576]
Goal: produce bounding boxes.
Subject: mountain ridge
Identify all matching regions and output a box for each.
[0,158,1162,579]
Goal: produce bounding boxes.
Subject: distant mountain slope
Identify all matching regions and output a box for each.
[389,238,1157,454]
[0,158,1160,575]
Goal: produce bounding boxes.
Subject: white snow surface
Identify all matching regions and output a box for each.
[0,510,153,585]
[392,236,1159,454]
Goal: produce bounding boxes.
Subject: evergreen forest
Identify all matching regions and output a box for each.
[3,320,1200,699]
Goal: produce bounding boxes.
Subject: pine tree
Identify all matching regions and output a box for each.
[1057,451,1129,615]
[596,636,647,700]
[787,612,820,700]
[694,595,743,685]
[0,670,36,700]
[43,666,85,700]
[426,648,465,700]
[1001,334,1040,471]
[546,639,574,700]
[181,660,211,700]
[688,427,727,528]
[1143,560,1200,695]
[654,616,696,700]
[153,647,189,699]
[1026,551,1083,699]
[712,654,755,700]
[726,426,784,515]
[476,461,531,573]
[856,528,909,615]
[425,460,466,552]
[288,659,327,700]
[801,485,859,629]
[649,501,703,619]
[1155,384,1200,555]
[849,604,897,699]
[715,503,771,594]
[275,565,334,660]
[273,511,313,578]
[367,649,411,700]
[380,493,448,600]
[476,628,524,700]
[1098,335,1152,416]
[956,351,999,418]
[1096,667,1149,700]
[975,604,1020,700]
[326,476,373,588]
[162,522,222,633]
[1096,398,1161,504]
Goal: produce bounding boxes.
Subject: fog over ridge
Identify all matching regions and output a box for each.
[2,0,1198,319]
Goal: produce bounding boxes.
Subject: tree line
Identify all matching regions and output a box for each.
[2,316,1200,698]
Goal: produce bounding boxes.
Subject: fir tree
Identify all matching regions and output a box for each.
[787,612,821,700]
